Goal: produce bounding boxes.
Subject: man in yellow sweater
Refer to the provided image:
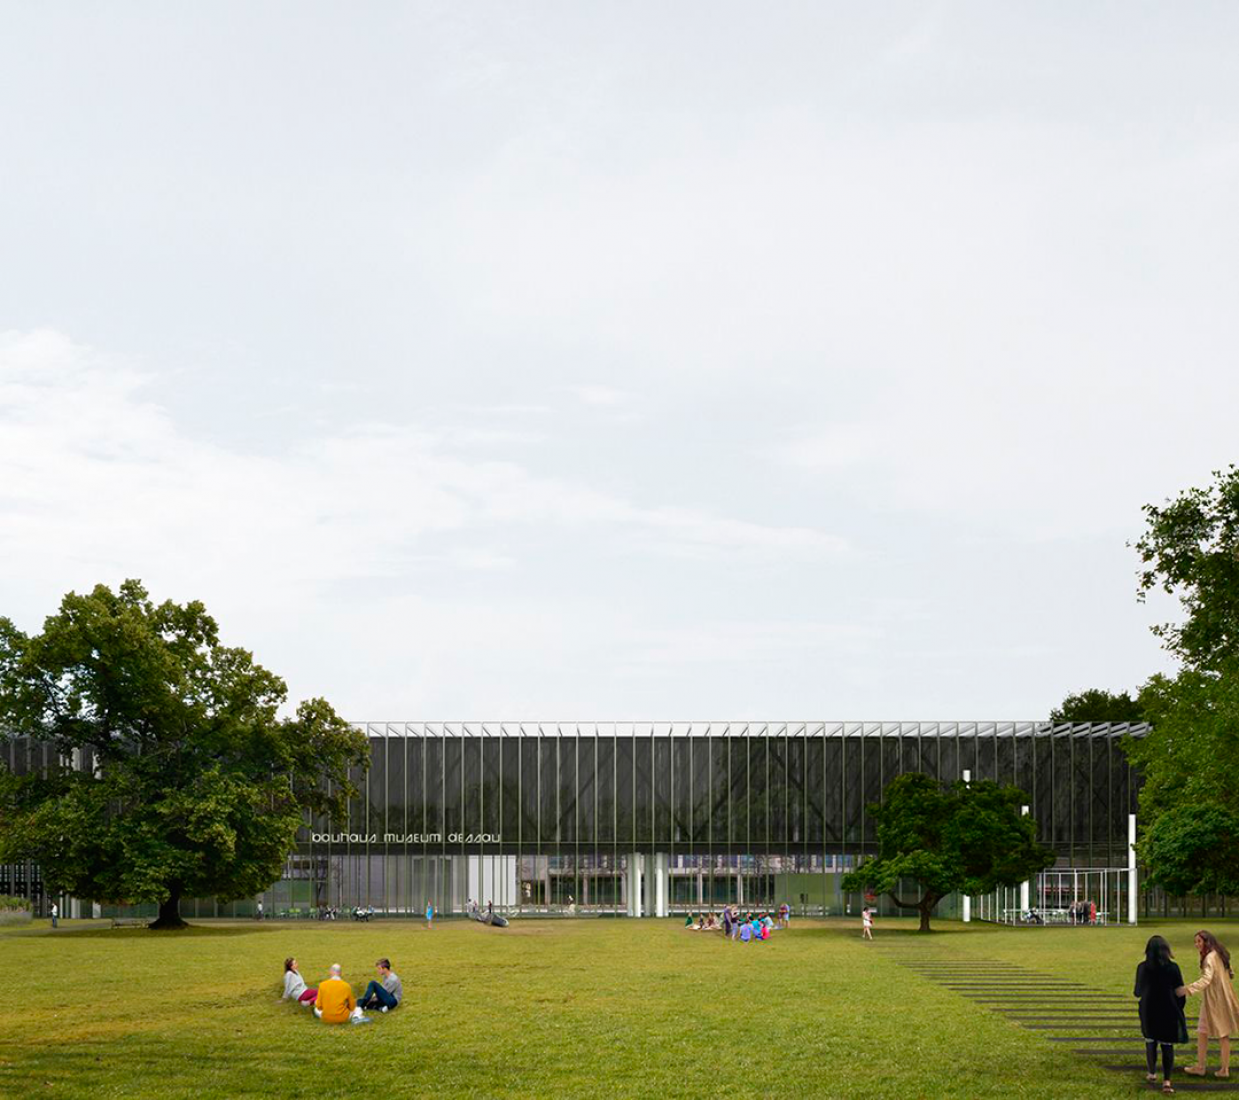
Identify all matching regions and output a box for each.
[314,964,354,1024]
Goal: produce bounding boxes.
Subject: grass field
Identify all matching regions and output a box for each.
[2,915,1233,1098]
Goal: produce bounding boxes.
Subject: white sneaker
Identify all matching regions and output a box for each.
[381,1006,388,1013]
[351,1014,372,1025]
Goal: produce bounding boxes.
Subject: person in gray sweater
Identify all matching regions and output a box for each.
[358,958,403,1013]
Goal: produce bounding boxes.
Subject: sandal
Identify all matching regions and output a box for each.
[1162,1083,1174,1094]
[1215,1071,1230,1078]
[1182,1066,1206,1076]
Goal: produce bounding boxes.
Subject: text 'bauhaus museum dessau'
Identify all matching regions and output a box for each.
[2,721,1143,919]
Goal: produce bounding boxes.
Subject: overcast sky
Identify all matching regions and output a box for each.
[2,3,1236,720]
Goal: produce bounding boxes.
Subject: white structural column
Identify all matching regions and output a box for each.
[961,770,972,922]
[1019,805,1031,913]
[628,853,644,917]
[654,853,668,917]
[1128,814,1138,925]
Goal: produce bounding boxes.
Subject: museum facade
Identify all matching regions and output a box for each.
[1,721,1145,919]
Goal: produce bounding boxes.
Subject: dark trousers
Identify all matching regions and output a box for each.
[359,981,397,1011]
[1146,1041,1174,1078]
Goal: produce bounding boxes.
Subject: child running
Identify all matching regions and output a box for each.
[862,906,874,940]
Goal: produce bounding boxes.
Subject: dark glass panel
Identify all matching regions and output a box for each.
[577,736,596,846]
[822,736,842,844]
[975,731,996,784]
[634,738,653,844]
[996,731,1016,789]
[367,737,386,833]
[480,735,501,837]
[596,736,615,844]
[710,737,729,846]
[691,736,710,844]
[405,737,424,837]
[746,737,767,845]
[423,736,443,839]
[918,733,940,781]
[520,737,539,843]
[463,736,482,838]
[842,736,863,845]
[671,737,691,844]
[1014,732,1037,806]
[500,735,520,840]
[387,734,406,834]
[443,737,463,841]
[806,736,825,844]
[881,734,899,793]
[861,736,883,845]
[559,736,577,844]
[654,734,671,843]
[615,737,634,845]
[539,737,557,845]
[784,735,803,845]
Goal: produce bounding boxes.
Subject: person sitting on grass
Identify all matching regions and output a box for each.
[314,964,355,1024]
[358,958,403,1014]
[281,957,318,1006]
[739,920,753,943]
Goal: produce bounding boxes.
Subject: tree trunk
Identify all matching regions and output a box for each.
[149,887,187,930]
[918,895,938,933]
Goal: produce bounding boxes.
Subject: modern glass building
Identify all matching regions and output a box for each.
[0,721,1146,919]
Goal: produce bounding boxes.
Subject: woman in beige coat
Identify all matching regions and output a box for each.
[1177,930,1239,1077]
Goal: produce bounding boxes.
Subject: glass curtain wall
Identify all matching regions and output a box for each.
[291,721,1143,917]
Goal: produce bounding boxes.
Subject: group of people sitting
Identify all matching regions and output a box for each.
[281,956,403,1025]
[681,903,792,942]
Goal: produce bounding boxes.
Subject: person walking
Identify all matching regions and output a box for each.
[50,902,58,929]
[425,900,434,930]
[861,906,874,940]
[1136,935,1188,1093]
[1178,931,1239,1078]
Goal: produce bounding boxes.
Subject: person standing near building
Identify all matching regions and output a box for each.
[256,900,263,921]
[425,900,434,929]
[862,906,874,940]
[49,902,58,929]
[1178,931,1239,1078]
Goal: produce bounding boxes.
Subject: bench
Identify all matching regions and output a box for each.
[110,917,147,929]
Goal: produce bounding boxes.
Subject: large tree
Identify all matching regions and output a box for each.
[1137,803,1239,903]
[841,772,1055,932]
[1136,464,1239,671]
[0,580,368,928]
[1050,688,1144,724]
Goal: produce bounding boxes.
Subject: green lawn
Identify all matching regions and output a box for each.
[1,915,1229,1098]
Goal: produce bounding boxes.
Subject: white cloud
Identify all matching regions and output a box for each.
[0,327,846,626]
[566,385,633,407]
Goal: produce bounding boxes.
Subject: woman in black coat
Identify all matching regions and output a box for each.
[1136,934,1189,1093]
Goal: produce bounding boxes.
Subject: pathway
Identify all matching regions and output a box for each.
[876,950,1237,1092]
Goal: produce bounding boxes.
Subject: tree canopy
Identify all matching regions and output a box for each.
[1049,688,1144,725]
[1136,464,1239,671]
[1137,803,1239,901]
[840,772,1054,932]
[0,580,369,928]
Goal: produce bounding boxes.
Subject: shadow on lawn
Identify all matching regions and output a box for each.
[3,923,284,940]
